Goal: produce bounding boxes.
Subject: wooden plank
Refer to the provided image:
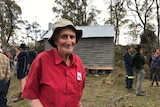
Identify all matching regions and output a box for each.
[85,66,113,70]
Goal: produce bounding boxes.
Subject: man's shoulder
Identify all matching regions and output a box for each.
[0,53,9,60]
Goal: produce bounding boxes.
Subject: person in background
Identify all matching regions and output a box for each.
[2,47,12,106]
[13,46,20,75]
[22,18,86,107]
[123,46,134,90]
[132,45,146,96]
[148,50,154,80]
[150,48,160,86]
[28,47,37,69]
[2,47,12,68]
[15,43,29,100]
[0,44,11,107]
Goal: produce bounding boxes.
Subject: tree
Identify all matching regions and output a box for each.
[155,0,160,47]
[140,29,157,50]
[126,19,141,44]
[0,0,22,46]
[52,0,101,26]
[127,0,155,52]
[105,0,129,44]
[24,21,41,45]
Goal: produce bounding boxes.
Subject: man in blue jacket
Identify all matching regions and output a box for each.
[124,46,134,90]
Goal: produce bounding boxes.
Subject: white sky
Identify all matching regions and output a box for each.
[15,0,129,45]
[16,0,55,30]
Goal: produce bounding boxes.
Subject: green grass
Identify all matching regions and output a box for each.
[7,68,160,107]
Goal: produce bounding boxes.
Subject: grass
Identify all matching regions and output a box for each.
[7,66,160,107]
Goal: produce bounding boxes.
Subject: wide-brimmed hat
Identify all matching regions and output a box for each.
[2,47,11,53]
[19,43,27,49]
[48,19,83,47]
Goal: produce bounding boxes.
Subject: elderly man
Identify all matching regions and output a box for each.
[0,44,11,107]
[22,19,86,107]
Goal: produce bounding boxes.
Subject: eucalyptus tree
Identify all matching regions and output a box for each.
[0,0,22,46]
[24,21,41,45]
[155,0,160,47]
[140,29,158,47]
[127,19,141,44]
[127,0,155,52]
[105,0,129,44]
[52,0,101,26]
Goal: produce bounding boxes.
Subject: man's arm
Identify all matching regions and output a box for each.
[28,99,44,107]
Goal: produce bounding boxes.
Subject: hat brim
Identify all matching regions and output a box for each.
[48,25,82,47]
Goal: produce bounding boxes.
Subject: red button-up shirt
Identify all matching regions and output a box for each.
[22,48,86,107]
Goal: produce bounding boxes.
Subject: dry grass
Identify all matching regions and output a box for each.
[7,66,160,107]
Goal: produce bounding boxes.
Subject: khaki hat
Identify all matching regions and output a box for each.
[2,47,11,53]
[48,19,82,47]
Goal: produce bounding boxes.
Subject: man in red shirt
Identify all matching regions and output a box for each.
[22,19,86,107]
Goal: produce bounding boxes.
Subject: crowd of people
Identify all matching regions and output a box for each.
[0,43,37,107]
[124,45,160,96]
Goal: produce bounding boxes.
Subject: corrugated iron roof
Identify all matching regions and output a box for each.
[43,25,115,39]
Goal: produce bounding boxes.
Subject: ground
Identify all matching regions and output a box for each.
[6,66,160,107]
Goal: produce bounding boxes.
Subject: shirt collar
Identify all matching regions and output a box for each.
[53,48,76,65]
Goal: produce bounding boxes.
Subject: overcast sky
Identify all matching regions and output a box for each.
[16,0,107,29]
[15,0,130,45]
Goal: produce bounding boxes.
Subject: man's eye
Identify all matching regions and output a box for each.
[61,35,75,39]
[70,35,75,39]
[61,35,68,39]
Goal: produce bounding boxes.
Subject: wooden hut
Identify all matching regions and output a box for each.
[42,25,115,71]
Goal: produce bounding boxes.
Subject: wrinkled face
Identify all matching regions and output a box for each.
[55,28,76,56]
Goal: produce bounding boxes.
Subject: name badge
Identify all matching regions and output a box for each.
[77,72,82,80]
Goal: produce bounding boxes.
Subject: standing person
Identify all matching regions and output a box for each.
[148,50,154,80]
[2,47,12,68]
[150,48,160,86]
[22,18,86,107]
[12,46,20,75]
[123,46,134,90]
[0,45,11,107]
[2,47,12,107]
[132,45,146,96]
[28,47,37,68]
[15,43,29,100]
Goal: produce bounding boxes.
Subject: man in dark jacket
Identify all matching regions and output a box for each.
[132,45,146,96]
[124,46,134,90]
[16,43,29,100]
[28,47,37,68]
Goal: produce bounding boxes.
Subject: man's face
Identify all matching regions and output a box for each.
[156,49,160,55]
[128,47,133,53]
[5,51,11,57]
[55,28,76,56]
